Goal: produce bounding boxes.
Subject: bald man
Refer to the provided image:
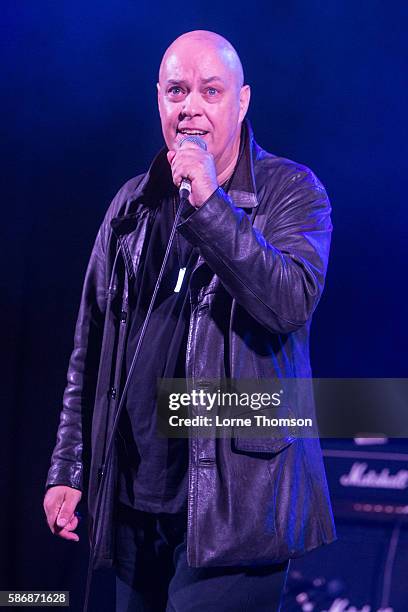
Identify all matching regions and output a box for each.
[44,30,336,612]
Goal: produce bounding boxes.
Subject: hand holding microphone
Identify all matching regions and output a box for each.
[167,135,218,208]
[176,135,207,200]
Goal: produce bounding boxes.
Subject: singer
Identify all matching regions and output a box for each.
[43,30,336,611]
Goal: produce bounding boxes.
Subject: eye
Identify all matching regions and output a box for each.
[168,86,184,97]
[206,87,218,96]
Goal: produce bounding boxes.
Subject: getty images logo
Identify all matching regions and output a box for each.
[340,462,408,490]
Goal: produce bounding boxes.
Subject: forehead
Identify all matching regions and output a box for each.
[160,43,236,85]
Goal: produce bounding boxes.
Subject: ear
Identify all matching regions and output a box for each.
[157,81,161,108]
[238,84,251,123]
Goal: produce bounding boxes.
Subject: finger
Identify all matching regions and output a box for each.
[167,150,176,164]
[170,159,192,183]
[172,171,189,190]
[44,496,63,534]
[168,161,183,188]
[55,515,79,541]
[170,148,202,165]
[57,527,80,542]
[45,505,60,533]
[56,499,77,529]
[63,514,79,532]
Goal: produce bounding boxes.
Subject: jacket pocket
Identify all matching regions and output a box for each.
[232,435,295,455]
[231,405,297,455]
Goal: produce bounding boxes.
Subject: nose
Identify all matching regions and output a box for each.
[180,90,202,118]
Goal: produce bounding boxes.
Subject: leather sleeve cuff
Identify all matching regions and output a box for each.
[45,463,83,492]
[177,187,238,245]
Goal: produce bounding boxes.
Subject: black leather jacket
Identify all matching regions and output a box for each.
[46,120,336,568]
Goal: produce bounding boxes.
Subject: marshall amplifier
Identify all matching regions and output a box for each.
[281,440,408,611]
[282,521,408,611]
[321,438,408,522]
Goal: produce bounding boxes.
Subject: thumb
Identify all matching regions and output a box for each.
[167,150,176,165]
[57,514,69,528]
[57,500,76,528]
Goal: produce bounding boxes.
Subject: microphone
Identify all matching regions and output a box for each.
[177,135,207,200]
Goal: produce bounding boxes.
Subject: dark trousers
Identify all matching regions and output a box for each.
[114,503,289,612]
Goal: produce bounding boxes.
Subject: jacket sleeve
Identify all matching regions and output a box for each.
[45,223,108,493]
[177,166,332,334]
[45,176,145,493]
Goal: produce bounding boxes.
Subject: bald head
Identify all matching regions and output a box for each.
[159,30,244,90]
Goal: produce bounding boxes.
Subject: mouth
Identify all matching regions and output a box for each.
[176,128,209,137]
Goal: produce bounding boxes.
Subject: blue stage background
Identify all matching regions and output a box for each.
[1,2,407,610]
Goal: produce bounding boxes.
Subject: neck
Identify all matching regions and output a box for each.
[216,135,241,186]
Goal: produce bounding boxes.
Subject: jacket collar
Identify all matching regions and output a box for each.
[226,118,259,208]
[111,118,258,236]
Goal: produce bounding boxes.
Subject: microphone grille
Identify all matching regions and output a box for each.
[178,135,207,151]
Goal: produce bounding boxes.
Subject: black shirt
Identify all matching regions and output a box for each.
[116,195,198,513]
